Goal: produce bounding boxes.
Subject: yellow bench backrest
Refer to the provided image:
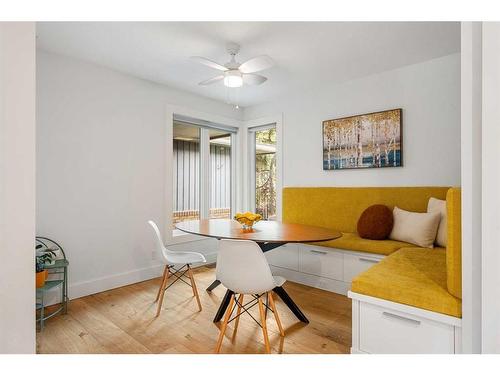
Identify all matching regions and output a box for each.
[283,187,450,232]
[446,187,461,299]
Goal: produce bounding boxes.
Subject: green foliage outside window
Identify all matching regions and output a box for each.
[255,128,276,220]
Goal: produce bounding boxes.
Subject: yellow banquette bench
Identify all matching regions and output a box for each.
[282,186,462,318]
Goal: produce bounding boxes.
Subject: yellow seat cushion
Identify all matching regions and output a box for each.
[351,247,462,317]
[314,232,413,256]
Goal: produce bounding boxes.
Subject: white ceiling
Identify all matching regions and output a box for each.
[36,22,460,108]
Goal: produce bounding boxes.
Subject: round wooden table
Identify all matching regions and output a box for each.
[176,219,341,324]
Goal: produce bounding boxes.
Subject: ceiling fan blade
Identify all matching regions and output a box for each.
[239,55,274,74]
[191,56,228,71]
[198,75,224,86]
[243,74,267,85]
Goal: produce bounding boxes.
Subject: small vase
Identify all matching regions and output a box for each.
[36,270,48,288]
[242,223,254,231]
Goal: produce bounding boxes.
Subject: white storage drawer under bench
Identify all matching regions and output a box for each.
[349,291,462,354]
[343,252,383,282]
[299,245,343,280]
[265,244,384,295]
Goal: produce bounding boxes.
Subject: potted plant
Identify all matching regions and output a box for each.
[35,247,56,288]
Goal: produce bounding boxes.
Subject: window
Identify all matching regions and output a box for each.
[172,115,236,230]
[249,125,277,220]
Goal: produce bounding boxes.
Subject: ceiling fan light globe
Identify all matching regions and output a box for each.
[224,76,243,87]
[223,70,243,88]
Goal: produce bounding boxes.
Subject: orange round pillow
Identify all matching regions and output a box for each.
[357,204,394,240]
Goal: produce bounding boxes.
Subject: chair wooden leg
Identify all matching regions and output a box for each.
[155,266,170,317]
[155,265,169,302]
[258,296,271,354]
[187,264,202,311]
[268,292,284,337]
[265,293,269,319]
[215,295,235,354]
[232,294,244,338]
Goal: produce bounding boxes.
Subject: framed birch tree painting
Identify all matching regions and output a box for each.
[322,108,402,170]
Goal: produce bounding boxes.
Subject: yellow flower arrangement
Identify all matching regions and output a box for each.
[234,212,262,229]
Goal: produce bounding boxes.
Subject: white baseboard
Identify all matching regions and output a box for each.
[42,255,218,307]
[351,348,368,354]
[69,256,218,301]
[69,264,165,300]
[202,252,217,265]
[270,265,350,296]
[40,263,164,307]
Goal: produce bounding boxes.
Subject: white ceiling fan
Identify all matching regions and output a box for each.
[191,42,274,88]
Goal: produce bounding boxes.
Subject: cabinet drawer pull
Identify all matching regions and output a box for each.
[310,250,328,255]
[382,312,421,325]
[359,257,379,263]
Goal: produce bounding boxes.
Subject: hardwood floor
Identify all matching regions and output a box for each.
[36,266,352,354]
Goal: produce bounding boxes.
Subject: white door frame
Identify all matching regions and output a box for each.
[460,21,483,354]
[481,22,500,354]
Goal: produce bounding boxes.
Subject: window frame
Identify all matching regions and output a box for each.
[246,114,283,221]
[166,106,243,245]
[248,123,277,216]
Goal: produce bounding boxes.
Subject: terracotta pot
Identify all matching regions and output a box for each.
[36,270,48,288]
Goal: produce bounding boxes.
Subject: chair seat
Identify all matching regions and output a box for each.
[220,275,286,295]
[167,251,206,265]
[273,275,286,288]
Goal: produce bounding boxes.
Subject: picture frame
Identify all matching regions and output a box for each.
[322,108,403,170]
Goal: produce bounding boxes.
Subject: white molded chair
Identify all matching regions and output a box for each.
[215,239,285,354]
[148,220,206,317]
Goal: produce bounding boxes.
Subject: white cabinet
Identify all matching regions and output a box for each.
[359,302,455,353]
[265,243,299,271]
[266,244,385,296]
[349,292,462,354]
[343,253,383,282]
[299,245,343,280]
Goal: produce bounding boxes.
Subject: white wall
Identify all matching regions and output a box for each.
[0,22,36,354]
[244,53,461,188]
[36,50,241,299]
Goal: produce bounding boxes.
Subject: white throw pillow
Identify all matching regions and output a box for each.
[389,206,441,248]
[427,197,447,247]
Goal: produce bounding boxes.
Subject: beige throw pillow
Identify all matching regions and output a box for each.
[427,197,447,247]
[389,206,441,248]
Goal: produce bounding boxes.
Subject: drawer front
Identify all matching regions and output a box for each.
[359,302,455,354]
[343,253,382,282]
[265,244,299,271]
[299,245,343,280]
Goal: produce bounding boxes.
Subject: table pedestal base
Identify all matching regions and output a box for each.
[206,279,221,292]
[212,287,309,324]
[213,289,234,323]
[272,286,309,323]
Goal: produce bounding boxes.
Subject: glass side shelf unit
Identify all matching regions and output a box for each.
[36,237,69,331]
